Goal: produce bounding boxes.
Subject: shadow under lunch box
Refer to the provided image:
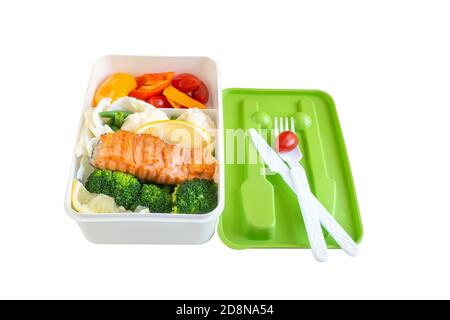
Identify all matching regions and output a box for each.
[64,55,363,247]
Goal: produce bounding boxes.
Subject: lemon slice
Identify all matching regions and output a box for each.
[134,120,211,148]
[71,179,128,214]
[71,179,95,212]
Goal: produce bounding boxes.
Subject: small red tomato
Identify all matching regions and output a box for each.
[147,95,172,108]
[276,131,299,153]
[172,73,201,93]
[192,81,209,104]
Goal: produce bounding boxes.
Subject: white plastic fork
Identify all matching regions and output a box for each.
[275,117,329,262]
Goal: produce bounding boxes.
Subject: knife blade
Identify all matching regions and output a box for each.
[248,128,293,185]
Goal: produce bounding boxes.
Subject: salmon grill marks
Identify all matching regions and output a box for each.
[91,130,218,185]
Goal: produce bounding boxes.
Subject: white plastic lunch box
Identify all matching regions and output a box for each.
[64,55,225,244]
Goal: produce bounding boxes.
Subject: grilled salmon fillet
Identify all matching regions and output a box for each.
[91,130,218,185]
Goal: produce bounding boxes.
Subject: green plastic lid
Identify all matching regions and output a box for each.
[218,88,363,249]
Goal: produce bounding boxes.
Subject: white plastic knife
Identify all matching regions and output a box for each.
[248,128,358,256]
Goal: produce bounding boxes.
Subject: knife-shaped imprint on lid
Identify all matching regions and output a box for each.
[297,99,337,216]
[239,98,276,240]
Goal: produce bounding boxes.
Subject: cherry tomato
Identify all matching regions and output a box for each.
[172,73,200,93]
[192,81,209,104]
[276,131,299,153]
[147,95,172,108]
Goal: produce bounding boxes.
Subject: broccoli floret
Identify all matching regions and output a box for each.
[85,169,141,210]
[85,169,114,195]
[111,171,141,210]
[160,184,173,195]
[172,179,218,214]
[138,184,172,213]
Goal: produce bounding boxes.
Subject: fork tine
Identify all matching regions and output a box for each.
[285,117,289,132]
[279,117,284,132]
[274,117,278,136]
[291,117,296,133]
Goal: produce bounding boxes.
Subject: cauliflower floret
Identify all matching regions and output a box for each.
[105,96,170,131]
[109,96,157,113]
[87,98,112,137]
[76,156,95,182]
[177,108,216,131]
[177,108,217,151]
[77,97,114,157]
[121,109,169,132]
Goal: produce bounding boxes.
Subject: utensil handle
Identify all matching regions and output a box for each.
[290,166,328,262]
[313,198,359,256]
[281,169,358,257]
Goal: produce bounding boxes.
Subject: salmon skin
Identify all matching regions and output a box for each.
[91,130,218,185]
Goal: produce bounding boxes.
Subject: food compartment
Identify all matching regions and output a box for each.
[65,55,224,244]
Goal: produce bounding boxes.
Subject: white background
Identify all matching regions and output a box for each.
[0,0,449,300]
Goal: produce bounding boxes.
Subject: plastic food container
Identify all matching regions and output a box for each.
[64,55,225,244]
